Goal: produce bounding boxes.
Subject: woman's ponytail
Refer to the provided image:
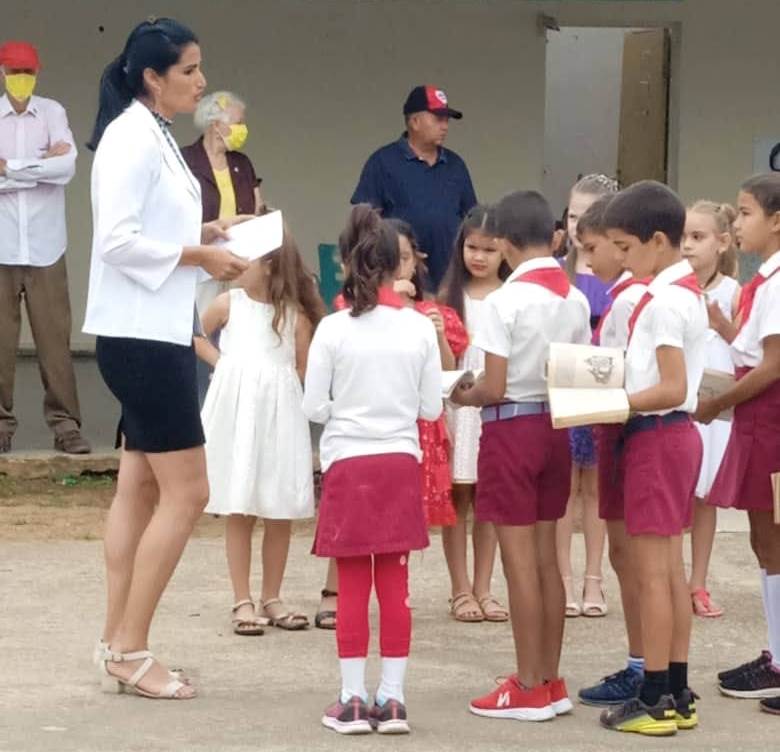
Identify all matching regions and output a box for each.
[86,54,134,151]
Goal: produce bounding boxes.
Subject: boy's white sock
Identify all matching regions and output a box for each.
[339,657,368,703]
[376,657,408,705]
[766,574,780,668]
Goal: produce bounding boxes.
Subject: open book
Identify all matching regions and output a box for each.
[218,210,284,260]
[442,369,483,400]
[546,343,630,429]
[697,369,735,421]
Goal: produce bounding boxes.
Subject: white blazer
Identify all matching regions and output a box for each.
[82,100,203,346]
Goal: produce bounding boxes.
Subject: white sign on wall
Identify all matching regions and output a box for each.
[753,137,780,173]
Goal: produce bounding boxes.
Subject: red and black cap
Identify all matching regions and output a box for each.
[403,85,462,120]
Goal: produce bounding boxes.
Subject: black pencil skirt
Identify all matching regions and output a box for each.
[96,335,205,453]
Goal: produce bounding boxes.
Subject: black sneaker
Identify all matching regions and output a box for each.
[369,699,410,734]
[717,651,771,683]
[579,668,643,706]
[674,688,699,730]
[719,661,780,699]
[600,694,677,736]
[760,696,780,715]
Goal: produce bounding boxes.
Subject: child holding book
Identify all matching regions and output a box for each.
[698,174,780,714]
[682,201,741,618]
[452,191,591,721]
[574,195,650,707]
[599,181,707,736]
[304,205,442,734]
[439,206,511,623]
[197,231,326,634]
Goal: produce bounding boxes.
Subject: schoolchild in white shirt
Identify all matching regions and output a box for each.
[452,191,591,722]
[599,181,707,736]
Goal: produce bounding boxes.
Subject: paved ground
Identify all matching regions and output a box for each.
[0,530,774,752]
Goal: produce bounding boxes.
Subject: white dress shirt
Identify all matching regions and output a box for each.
[599,272,647,349]
[82,100,203,346]
[730,250,780,368]
[474,256,591,402]
[303,304,443,472]
[0,94,76,266]
[625,259,708,415]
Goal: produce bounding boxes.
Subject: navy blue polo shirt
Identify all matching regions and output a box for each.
[351,136,477,289]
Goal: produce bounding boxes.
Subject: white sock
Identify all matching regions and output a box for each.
[761,569,772,652]
[766,574,780,669]
[376,657,408,705]
[339,657,368,703]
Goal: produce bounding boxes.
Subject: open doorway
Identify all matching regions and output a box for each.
[542,26,672,218]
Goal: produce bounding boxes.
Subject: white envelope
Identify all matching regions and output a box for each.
[220,210,284,260]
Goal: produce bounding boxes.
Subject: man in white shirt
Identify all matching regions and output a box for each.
[0,40,89,453]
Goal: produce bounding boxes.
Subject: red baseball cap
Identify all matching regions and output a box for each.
[0,41,41,71]
[403,85,462,119]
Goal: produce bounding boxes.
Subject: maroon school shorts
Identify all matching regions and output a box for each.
[623,417,702,536]
[476,413,571,526]
[596,424,625,521]
[709,369,780,512]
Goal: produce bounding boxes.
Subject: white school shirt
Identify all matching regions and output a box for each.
[599,272,648,349]
[0,94,76,266]
[474,257,591,402]
[625,259,708,415]
[302,304,443,472]
[82,100,203,346]
[731,250,780,368]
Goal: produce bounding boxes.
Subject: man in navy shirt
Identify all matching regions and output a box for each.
[351,85,477,289]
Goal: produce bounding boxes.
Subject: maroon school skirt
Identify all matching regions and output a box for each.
[709,368,780,511]
[313,453,430,558]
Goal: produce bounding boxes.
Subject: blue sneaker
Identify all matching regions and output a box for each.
[579,668,643,706]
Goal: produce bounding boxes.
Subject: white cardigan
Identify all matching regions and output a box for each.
[83,100,203,346]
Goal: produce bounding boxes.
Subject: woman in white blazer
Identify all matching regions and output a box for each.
[83,18,249,700]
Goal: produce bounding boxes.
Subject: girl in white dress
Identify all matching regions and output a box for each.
[196,232,326,634]
[439,206,511,623]
[682,200,741,618]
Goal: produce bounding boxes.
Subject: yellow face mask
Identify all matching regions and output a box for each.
[223,123,248,151]
[5,73,36,101]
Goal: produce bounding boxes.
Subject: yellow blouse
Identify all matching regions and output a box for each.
[213,167,237,219]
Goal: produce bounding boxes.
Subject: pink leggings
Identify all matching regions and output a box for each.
[336,552,411,659]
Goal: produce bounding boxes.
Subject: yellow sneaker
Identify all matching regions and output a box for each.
[674,688,699,730]
[600,695,677,736]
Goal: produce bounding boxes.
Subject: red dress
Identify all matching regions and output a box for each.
[414,301,469,526]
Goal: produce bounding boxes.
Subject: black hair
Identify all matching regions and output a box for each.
[488,190,555,250]
[341,204,400,317]
[385,218,427,302]
[439,204,510,323]
[87,18,198,150]
[602,180,686,247]
[576,194,614,241]
[741,173,780,217]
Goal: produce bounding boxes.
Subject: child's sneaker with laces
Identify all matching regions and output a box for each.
[674,688,699,730]
[469,675,555,722]
[717,651,771,683]
[321,695,373,734]
[719,661,780,698]
[368,698,410,734]
[600,694,677,736]
[578,667,643,706]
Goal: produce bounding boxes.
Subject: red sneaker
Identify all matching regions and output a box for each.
[469,675,555,722]
[548,677,573,715]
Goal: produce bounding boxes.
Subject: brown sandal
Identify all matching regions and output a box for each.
[315,588,337,630]
[231,599,268,636]
[260,598,310,631]
[449,592,484,623]
[477,594,509,622]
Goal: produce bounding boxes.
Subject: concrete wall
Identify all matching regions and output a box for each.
[5,0,780,349]
[542,26,626,217]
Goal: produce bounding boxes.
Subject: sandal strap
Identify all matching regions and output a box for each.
[320,589,338,598]
[106,648,154,663]
[127,656,155,687]
[260,597,282,609]
[449,592,475,607]
[158,678,187,698]
[584,575,603,581]
[231,599,255,613]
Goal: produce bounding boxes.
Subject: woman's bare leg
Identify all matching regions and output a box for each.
[442,484,472,597]
[689,500,717,592]
[260,519,293,603]
[225,514,257,622]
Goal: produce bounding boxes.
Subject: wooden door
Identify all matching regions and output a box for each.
[617,29,670,187]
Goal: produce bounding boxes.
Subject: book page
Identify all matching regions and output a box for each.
[442,369,483,399]
[549,387,630,429]
[219,210,284,260]
[697,368,735,421]
[547,343,625,390]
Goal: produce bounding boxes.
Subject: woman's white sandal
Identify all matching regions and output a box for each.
[100,648,194,699]
[582,575,608,617]
[94,640,190,684]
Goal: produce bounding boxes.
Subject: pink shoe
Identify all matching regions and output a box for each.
[691,588,723,618]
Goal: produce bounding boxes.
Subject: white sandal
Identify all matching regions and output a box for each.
[93,640,190,683]
[582,575,608,617]
[100,648,194,699]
